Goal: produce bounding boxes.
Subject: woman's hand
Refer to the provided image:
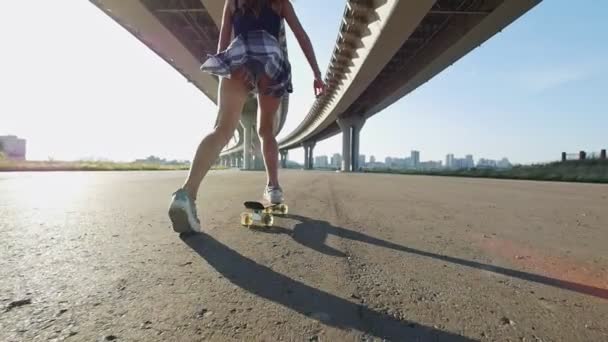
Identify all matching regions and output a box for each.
[314,76,326,97]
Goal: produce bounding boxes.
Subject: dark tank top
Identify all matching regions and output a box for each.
[233,0,281,39]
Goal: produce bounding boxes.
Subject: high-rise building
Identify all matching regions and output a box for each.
[315,155,329,168]
[477,158,498,169]
[497,158,512,169]
[0,135,26,161]
[369,155,376,164]
[359,155,366,168]
[411,150,420,169]
[331,153,342,169]
[465,154,475,169]
[420,160,443,170]
[445,154,455,169]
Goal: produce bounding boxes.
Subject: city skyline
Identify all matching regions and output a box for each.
[294,149,514,170]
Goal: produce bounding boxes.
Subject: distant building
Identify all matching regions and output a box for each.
[477,158,498,169]
[420,160,443,170]
[369,155,376,164]
[0,135,26,160]
[475,157,513,169]
[359,155,366,168]
[444,154,475,170]
[465,154,475,169]
[315,155,329,168]
[456,158,467,169]
[403,157,412,169]
[445,154,455,169]
[384,157,407,169]
[411,150,420,169]
[497,158,512,169]
[367,161,385,169]
[331,153,342,169]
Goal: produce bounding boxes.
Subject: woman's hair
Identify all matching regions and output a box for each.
[240,0,285,16]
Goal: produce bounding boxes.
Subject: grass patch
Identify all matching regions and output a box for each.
[0,160,216,172]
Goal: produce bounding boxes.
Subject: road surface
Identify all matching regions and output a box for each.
[1,170,607,341]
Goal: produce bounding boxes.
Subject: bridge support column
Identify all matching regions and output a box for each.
[235,152,242,168]
[253,135,265,170]
[302,142,315,169]
[338,116,366,172]
[339,122,351,172]
[241,113,255,170]
[280,150,288,169]
[231,154,237,168]
[351,120,365,172]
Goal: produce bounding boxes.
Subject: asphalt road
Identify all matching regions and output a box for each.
[1,170,607,341]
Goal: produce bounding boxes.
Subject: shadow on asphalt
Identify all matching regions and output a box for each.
[180,232,475,341]
[267,214,608,301]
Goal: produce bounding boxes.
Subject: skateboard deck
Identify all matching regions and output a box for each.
[241,200,288,228]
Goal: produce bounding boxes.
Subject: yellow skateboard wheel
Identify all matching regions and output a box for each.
[240,212,253,227]
[261,213,273,227]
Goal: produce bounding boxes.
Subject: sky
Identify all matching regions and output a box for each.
[1,0,606,164]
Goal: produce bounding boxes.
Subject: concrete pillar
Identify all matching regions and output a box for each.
[308,143,315,169]
[280,150,288,168]
[303,142,315,169]
[341,125,351,172]
[253,134,264,170]
[303,146,309,169]
[351,120,364,172]
[337,116,365,172]
[237,152,243,168]
[561,152,566,162]
[241,113,255,170]
[601,149,606,160]
[579,151,586,160]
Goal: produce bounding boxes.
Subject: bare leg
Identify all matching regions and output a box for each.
[256,77,282,187]
[183,74,249,200]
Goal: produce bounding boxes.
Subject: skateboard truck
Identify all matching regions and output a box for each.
[241,201,288,228]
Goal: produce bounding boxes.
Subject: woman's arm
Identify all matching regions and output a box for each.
[282,1,326,96]
[217,0,234,53]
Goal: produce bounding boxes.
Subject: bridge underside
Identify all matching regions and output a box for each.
[345,0,536,121]
[278,0,540,172]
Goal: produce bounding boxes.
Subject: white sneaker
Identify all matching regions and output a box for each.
[168,189,201,233]
[263,185,284,204]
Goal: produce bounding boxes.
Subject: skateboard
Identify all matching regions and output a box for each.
[241,200,288,228]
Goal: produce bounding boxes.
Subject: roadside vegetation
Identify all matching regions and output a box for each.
[363,160,608,184]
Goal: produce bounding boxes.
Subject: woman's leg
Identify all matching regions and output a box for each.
[183,74,249,201]
[256,77,282,188]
